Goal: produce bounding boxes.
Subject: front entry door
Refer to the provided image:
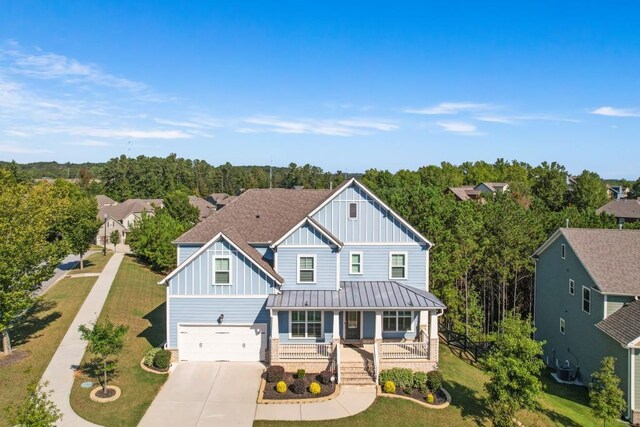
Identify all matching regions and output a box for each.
[345,311,361,340]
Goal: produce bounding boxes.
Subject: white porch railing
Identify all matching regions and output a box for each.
[278,343,332,360]
[373,342,379,384]
[380,341,430,359]
[336,344,341,384]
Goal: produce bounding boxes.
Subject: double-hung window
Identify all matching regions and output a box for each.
[383,311,413,332]
[389,252,407,280]
[348,202,358,220]
[582,286,591,314]
[213,257,231,285]
[350,252,363,275]
[297,255,316,283]
[559,318,566,334]
[290,311,322,338]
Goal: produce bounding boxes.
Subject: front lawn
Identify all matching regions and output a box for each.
[0,276,96,427]
[69,251,114,274]
[254,344,602,427]
[70,255,167,427]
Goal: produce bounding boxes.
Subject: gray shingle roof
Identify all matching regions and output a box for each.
[266,281,446,309]
[596,300,640,346]
[188,196,216,221]
[99,199,159,222]
[559,228,640,295]
[447,186,478,201]
[597,199,640,220]
[96,195,116,207]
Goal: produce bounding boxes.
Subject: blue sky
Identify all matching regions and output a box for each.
[0,1,639,178]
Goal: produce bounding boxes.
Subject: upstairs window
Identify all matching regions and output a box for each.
[291,311,322,338]
[297,255,316,283]
[348,202,358,220]
[213,257,231,285]
[582,286,591,314]
[560,318,566,334]
[569,279,575,295]
[350,252,363,275]
[383,311,413,332]
[389,252,407,280]
[561,244,566,259]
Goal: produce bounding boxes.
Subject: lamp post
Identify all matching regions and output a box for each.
[103,213,108,256]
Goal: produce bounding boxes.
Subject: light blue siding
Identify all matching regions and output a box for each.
[252,245,274,262]
[178,244,202,265]
[281,223,335,246]
[277,246,337,291]
[312,183,424,244]
[341,245,427,290]
[363,311,375,339]
[167,297,268,348]
[277,310,334,343]
[169,237,278,296]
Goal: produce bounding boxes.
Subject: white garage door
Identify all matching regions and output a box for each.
[178,324,267,362]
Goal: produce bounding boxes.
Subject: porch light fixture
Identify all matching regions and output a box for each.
[330,375,336,384]
[218,314,224,324]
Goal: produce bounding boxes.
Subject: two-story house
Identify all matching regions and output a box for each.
[160,178,445,383]
[533,228,640,424]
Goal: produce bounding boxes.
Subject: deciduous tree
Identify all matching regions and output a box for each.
[6,381,62,427]
[78,318,128,393]
[589,356,626,426]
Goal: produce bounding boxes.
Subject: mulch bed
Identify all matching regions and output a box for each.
[390,386,447,405]
[0,350,30,367]
[95,388,117,399]
[263,372,336,400]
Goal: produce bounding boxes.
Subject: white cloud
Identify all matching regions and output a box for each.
[63,140,112,147]
[0,143,50,154]
[65,128,193,139]
[436,121,480,135]
[474,114,581,124]
[404,102,493,115]
[241,116,398,136]
[590,106,640,118]
[153,116,221,129]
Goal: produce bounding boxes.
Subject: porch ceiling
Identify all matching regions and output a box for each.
[266,281,446,310]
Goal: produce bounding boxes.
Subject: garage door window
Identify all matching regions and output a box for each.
[213,257,231,285]
[290,311,323,338]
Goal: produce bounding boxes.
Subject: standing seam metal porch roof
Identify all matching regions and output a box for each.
[266,281,446,309]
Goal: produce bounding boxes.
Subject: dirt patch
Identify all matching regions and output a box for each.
[95,388,117,399]
[262,372,336,400]
[0,350,30,367]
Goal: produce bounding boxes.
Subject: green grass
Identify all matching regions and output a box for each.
[0,277,96,427]
[70,255,167,427]
[254,344,603,427]
[69,251,114,274]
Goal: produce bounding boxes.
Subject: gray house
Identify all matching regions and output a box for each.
[533,228,640,423]
[597,198,640,224]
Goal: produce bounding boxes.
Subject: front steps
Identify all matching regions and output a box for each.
[340,361,375,385]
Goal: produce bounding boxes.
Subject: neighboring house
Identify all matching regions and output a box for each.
[446,182,509,202]
[160,178,445,383]
[206,193,230,209]
[188,196,216,221]
[96,198,161,245]
[533,228,640,424]
[474,182,509,194]
[96,194,116,208]
[607,185,629,201]
[597,198,640,224]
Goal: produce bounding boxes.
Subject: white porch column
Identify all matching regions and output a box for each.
[375,310,383,341]
[418,310,429,342]
[270,310,280,363]
[428,311,439,361]
[333,311,340,341]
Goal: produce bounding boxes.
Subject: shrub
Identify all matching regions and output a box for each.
[383,380,396,394]
[292,379,306,395]
[143,348,160,367]
[276,381,287,394]
[426,392,435,404]
[379,368,414,388]
[317,371,333,385]
[153,349,172,370]
[427,370,443,392]
[296,369,306,379]
[309,382,321,395]
[413,371,428,393]
[266,365,285,383]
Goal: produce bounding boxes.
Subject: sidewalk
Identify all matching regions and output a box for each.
[38,251,98,295]
[40,253,125,427]
[254,384,376,421]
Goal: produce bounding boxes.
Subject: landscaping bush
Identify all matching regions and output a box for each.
[309,381,321,395]
[292,379,306,395]
[426,392,435,404]
[317,370,333,385]
[383,380,396,394]
[153,349,172,370]
[413,371,428,393]
[143,347,160,367]
[266,365,285,382]
[427,370,443,392]
[379,368,414,388]
[296,369,306,379]
[276,381,287,393]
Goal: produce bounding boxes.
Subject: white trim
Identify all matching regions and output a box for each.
[271,217,342,248]
[341,242,422,246]
[349,251,363,275]
[297,254,317,284]
[389,251,408,280]
[569,279,575,295]
[276,245,333,248]
[169,294,270,299]
[343,310,364,341]
[212,255,232,285]
[335,251,341,290]
[629,335,640,348]
[559,317,565,335]
[305,178,434,247]
[288,310,324,340]
[159,231,282,285]
[348,202,358,220]
[630,348,635,411]
[166,286,171,347]
[561,243,566,259]
[603,294,607,319]
[425,249,430,292]
[582,286,591,315]
[382,310,415,333]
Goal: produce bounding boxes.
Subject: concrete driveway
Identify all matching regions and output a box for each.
[139,362,264,427]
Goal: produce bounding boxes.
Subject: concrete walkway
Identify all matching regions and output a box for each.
[254,384,377,421]
[40,253,125,427]
[39,251,98,295]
